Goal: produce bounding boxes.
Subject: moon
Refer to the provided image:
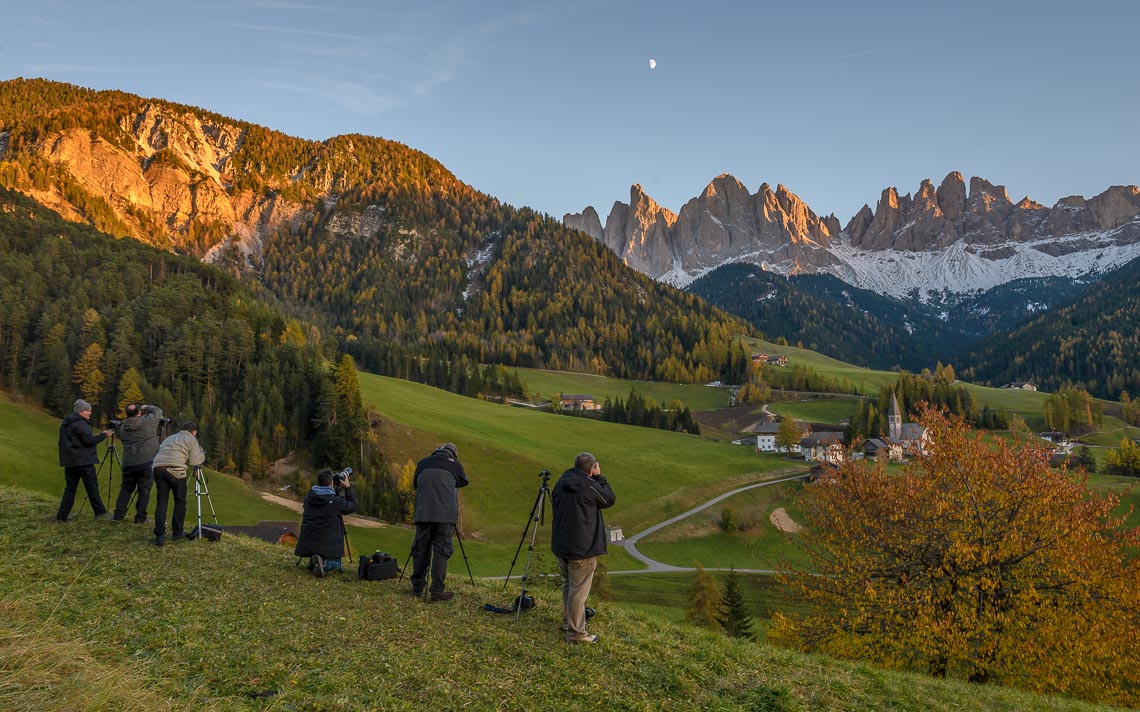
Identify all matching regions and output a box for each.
[649,58,656,69]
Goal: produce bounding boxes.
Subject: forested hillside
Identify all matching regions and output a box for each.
[960,256,1140,398]
[0,187,393,510]
[0,78,754,384]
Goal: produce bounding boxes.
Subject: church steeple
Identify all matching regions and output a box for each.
[889,392,902,441]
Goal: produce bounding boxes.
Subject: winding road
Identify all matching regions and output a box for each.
[610,470,810,576]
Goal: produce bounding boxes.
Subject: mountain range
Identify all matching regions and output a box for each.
[564,174,1140,300]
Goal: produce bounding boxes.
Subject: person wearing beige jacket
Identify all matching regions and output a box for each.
[151,422,205,546]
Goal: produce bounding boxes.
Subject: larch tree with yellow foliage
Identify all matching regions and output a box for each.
[771,408,1140,707]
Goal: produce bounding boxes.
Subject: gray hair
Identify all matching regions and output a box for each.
[574,452,597,472]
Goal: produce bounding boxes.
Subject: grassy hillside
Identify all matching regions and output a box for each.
[356,373,792,540]
[0,486,1119,712]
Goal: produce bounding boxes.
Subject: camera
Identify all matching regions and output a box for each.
[159,417,173,425]
[107,419,123,429]
[332,467,352,485]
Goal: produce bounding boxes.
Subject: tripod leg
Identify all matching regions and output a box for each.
[516,486,547,621]
[397,547,414,583]
[455,527,475,586]
[502,488,545,590]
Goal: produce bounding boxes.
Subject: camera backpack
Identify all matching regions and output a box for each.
[187,524,222,542]
[358,551,398,581]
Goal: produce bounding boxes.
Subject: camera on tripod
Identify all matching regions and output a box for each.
[159,416,173,425]
[107,419,123,429]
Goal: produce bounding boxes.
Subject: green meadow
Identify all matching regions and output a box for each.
[514,366,733,411]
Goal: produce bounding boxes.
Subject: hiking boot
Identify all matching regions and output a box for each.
[429,591,454,602]
[95,512,114,520]
[154,535,166,547]
[568,634,598,644]
[171,532,186,542]
[311,555,325,578]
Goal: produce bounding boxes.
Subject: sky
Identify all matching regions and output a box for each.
[2,0,1138,225]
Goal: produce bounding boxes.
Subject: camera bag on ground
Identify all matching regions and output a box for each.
[187,523,222,542]
[358,551,398,581]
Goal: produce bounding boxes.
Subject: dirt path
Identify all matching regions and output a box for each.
[258,492,388,529]
[769,507,803,533]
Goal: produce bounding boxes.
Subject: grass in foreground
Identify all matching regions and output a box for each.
[0,486,1121,712]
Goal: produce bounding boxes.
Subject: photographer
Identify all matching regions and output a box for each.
[151,422,205,546]
[551,452,615,644]
[111,404,164,524]
[294,468,357,577]
[409,443,468,602]
[56,399,114,521]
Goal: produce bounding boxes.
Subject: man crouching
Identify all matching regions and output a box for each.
[294,468,356,577]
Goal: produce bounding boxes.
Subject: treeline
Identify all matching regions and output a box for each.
[0,188,397,516]
[960,256,1140,399]
[1043,387,1102,434]
[597,390,701,435]
[845,366,1006,442]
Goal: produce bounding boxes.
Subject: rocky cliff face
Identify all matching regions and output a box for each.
[565,175,839,284]
[25,104,310,260]
[566,171,1140,298]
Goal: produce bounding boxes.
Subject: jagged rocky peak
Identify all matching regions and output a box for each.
[936,172,967,220]
[563,205,603,241]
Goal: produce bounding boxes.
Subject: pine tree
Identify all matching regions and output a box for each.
[115,367,146,417]
[717,567,755,640]
[72,342,105,405]
[686,564,723,629]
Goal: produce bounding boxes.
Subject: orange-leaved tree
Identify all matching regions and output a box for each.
[770,407,1140,706]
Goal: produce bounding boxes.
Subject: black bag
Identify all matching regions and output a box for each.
[187,524,222,542]
[358,551,398,581]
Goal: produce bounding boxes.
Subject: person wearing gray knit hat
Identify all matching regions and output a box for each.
[56,399,113,521]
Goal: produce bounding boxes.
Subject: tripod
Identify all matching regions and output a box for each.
[191,464,220,536]
[503,469,551,619]
[77,432,120,514]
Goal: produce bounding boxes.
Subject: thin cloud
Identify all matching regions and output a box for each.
[833,47,891,61]
[250,75,402,115]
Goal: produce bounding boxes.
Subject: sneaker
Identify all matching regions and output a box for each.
[429,591,454,602]
[568,634,598,644]
[154,535,166,547]
[311,555,325,578]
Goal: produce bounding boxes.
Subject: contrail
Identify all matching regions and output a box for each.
[833,47,890,61]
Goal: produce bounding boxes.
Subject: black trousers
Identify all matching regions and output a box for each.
[57,464,107,519]
[152,466,188,538]
[410,522,454,594]
[113,463,153,522]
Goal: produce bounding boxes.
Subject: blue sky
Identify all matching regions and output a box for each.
[3,0,1138,224]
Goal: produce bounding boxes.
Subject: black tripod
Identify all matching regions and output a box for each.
[503,469,551,619]
[191,464,220,536]
[78,431,120,514]
[98,431,123,504]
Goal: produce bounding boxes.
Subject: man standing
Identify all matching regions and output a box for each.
[56,399,114,521]
[551,452,616,644]
[294,469,357,577]
[112,403,164,523]
[409,443,468,602]
[151,422,205,546]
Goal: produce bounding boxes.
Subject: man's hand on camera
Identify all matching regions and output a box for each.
[102,429,113,438]
[340,475,351,488]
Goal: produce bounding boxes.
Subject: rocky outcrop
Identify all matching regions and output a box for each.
[576,176,836,284]
[567,170,1140,296]
[563,206,603,241]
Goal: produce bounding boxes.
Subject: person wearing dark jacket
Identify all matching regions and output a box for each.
[112,403,164,523]
[56,399,114,521]
[294,469,357,577]
[551,452,616,643]
[409,443,469,601]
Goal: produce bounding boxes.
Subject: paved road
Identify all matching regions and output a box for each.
[610,471,810,576]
